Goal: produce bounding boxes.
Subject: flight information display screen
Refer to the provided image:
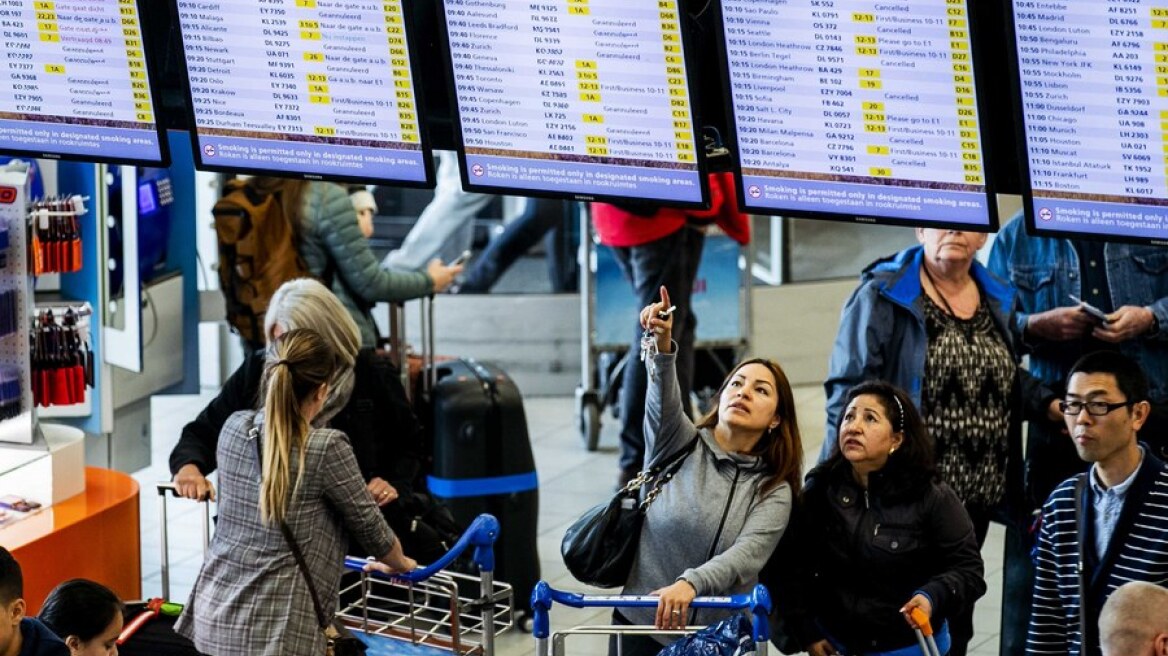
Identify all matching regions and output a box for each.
[175,0,431,185]
[441,0,707,206]
[1013,0,1168,243]
[0,0,167,165]
[719,0,995,229]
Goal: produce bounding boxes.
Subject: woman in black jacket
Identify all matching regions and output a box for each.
[795,382,985,656]
[168,278,457,562]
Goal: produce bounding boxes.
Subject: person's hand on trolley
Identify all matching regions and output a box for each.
[365,539,418,576]
[173,464,216,501]
[651,578,696,630]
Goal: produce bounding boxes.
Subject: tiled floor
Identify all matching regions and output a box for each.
[134,386,1006,656]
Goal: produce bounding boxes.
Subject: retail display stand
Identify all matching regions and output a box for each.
[0,161,87,516]
[0,161,35,443]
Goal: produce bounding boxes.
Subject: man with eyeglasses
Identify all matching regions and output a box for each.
[1027,351,1168,656]
[988,216,1168,511]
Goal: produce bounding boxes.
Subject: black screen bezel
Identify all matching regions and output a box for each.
[171,0,435,187]
[1004,0,1168,246]
[713,0,1001,233]
[0,0,171,167]
[435,0,712,209]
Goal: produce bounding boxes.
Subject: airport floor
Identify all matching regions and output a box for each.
[134,386,1006,656]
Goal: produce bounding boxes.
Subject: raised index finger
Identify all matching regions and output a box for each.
[659,286,671,309]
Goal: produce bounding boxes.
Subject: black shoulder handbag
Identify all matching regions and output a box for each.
[561,439,697,588]
[250,429,367,656]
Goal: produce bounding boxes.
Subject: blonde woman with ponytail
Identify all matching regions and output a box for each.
[176,329,415,656]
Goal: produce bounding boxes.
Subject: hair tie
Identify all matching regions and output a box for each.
[891,393,905,433]
[275,359,291,368]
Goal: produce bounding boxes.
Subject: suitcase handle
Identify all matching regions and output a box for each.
[343,512,500,582]
[529,581,773,643]
[154,483,212,601]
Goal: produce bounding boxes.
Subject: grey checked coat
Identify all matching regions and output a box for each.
[175,410,395,655]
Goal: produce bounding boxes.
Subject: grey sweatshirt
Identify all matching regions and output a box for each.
[620,351,792,634]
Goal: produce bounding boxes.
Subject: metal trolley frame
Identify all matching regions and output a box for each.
[531,581,772,656]
[337,514,514,656]
[574,205,754,451]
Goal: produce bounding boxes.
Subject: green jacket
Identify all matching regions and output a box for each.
[297,182,433,346]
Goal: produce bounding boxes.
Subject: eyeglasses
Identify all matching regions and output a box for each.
[1058,400,1133,416]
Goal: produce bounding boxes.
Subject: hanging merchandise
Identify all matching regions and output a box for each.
[0,365,19,421]
[0,289,17,338]
[30,305,93,408]
[28,195,86,276]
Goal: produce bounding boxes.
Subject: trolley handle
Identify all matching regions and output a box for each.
[344,512,500,583]
[529,581,773,642]
[156,481,211,501]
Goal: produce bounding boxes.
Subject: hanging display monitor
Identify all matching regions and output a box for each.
[439,0,709,207]
[0,0,168,166]
[1010,1,1168,244]
[718,0,997,229]
[174,0,432,186]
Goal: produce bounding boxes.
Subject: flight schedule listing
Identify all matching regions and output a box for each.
[177,0,426,183]
[444,0,703,203]
[1015,0,1168,241]
[722,0,992,226]
[0,0,163,163]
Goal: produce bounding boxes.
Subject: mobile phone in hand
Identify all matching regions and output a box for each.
[1069,295,1111,324]
[449,250,472,267]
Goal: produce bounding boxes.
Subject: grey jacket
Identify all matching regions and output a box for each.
[621,351,792,635]
[297,182,434,346]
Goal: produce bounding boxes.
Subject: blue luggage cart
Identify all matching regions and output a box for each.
[337,514,513,656]
[531,581,772,656]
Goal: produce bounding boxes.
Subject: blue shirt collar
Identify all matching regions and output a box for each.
[1090,446,1144,497]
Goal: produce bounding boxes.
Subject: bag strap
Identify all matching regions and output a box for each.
[250,427,330,631]
[1073,472,1088,647]
[640,438,698,510]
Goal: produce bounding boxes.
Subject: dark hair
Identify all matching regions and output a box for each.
[39,579,123,643]
[695,357,804,497]
[1069,351,1149,404]
[826,381,934,479]
[0,547,20,604]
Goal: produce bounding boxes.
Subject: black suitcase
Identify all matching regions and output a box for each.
[424,358,540,622]
[118,602,205,656]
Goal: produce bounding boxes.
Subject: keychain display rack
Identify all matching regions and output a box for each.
[29,196,86,275]
[31,303,93,410]
[0,163,36,443]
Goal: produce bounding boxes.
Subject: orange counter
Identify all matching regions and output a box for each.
[0,467,140,614]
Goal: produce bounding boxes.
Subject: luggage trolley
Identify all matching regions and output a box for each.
[574,205,754,451]
[336,513,514,656]
[531,581,772,656]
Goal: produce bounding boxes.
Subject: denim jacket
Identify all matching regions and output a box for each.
[987,213,1168,403]
[822,245,1021,455]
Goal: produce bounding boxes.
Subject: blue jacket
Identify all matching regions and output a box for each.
[821,245,1054,511]
[19,618,68,656]
[987,212,1168,403]
[823,244,1020,451]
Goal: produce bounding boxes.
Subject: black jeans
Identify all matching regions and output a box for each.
[611,225,705,474]
[458,199,573,293]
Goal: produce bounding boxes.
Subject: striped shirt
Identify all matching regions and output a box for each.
[1027,451,1168,656]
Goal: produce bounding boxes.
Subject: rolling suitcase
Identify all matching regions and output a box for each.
[117,483,209,655]
[424,357,541,625]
